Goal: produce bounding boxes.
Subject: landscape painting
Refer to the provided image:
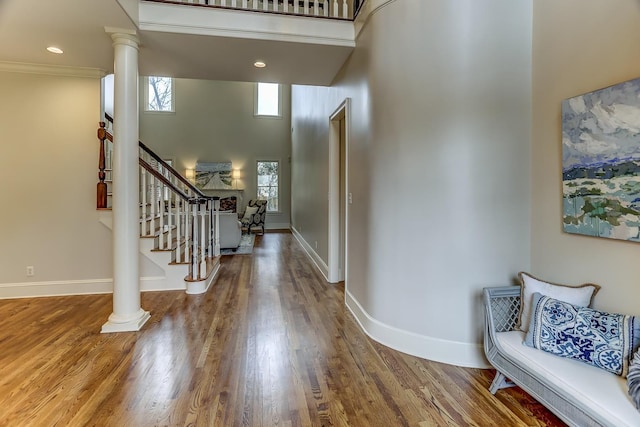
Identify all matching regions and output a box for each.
[562,78,640,242]
[195,162,233,190]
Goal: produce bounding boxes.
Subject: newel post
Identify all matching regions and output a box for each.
[97,122,108,209]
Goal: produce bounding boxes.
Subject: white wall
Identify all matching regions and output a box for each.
[139,78,292,228]
[0,70,116,296]
[531,0,640,314]
[292,0,532,367]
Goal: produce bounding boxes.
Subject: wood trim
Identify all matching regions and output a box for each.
[0,61,106,78]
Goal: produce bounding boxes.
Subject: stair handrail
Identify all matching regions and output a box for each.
[103,114,209,200]
[139,157,194,202]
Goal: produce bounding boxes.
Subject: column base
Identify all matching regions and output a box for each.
[101,308,151,333]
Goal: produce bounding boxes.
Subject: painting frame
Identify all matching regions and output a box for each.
[195,161,233,190]
[561,77,640,242]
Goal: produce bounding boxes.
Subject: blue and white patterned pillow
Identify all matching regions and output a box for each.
[524,292,640,377]
[628,349,640,409]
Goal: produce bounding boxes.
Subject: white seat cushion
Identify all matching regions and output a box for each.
[496,331,640,427]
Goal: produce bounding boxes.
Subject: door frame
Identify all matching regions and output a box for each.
[328,98,350,283]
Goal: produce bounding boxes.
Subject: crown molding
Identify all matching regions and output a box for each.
[0,61,106,78]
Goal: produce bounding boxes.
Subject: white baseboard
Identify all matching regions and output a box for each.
[0,276,184,299]
[345,289,489,369]
[290,226,329,281]
[265,222,290,230]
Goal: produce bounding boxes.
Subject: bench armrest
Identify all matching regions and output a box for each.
[483,286,521,364]
[484,286,521,333]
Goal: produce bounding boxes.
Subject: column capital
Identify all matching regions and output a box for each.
[105,27,140,49]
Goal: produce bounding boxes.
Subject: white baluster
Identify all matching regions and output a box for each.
[242,0,248,9]
[190,203,198,279]
[220,0,226,6]
[176,199,183,262]
[150,176,158,237]
[283,0,289,13]
[214,201,220,256]
[342,0,347,18]
[323,0,328,16]
[304,0,309,14]
[263,0,268,11]
[159,183,166,249]
[294,0,299,14]
[168,192,174,251]
[141,168,147,235]
[231,0,237,7]
[252,0,258,9]
[314,0,319,16]
[199,205,206,278]
[182,200,188,262]
[332,0,338,17]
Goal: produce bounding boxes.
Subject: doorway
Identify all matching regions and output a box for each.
[328,98,350,283]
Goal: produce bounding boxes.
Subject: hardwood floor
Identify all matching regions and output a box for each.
[0,232,564,426]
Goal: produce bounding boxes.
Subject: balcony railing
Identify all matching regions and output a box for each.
[146,0,360,20]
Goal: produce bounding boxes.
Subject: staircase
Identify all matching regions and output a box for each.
[97,116,220,294]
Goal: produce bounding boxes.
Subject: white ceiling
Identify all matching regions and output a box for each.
[0,0,354,85]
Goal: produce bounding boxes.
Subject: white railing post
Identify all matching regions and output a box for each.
[150,176,158,237]
[141,168,147,235]
[185,200,191,263]
[342,0,347,18]
[175,198,182,262]
[242,0,248,8]
[252,0,258,9]
[190,202,198,279]
[294,0,299,14]
[263,0,268,11]
[323,0,328,16]
[283,0,289,13]
[199,203,206,278]
[167,191,173,251]
[231,0,237,7]
[214,200,220,256]
[333,0,338,17]
[158,182,166,249]
[304,0,309,14]
[220,0,226,6]
[313,0,319,16]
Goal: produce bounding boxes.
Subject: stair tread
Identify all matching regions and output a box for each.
[184,256,220,282]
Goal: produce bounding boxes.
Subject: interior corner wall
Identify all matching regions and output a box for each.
[0,71,114,296]
[138,79,292,228]
[531,0,640,315]
[292,0,532,367]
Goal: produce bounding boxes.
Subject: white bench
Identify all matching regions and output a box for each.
[484,286,640,427]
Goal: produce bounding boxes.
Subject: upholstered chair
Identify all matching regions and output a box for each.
[219,196,237,213]
[241,199,267,234]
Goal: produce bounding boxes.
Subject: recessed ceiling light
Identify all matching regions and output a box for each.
[254,61,266,68]
[46,46,63,54]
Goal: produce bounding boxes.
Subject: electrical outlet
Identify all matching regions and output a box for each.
[26,266,35,277]
[348,193,353,204]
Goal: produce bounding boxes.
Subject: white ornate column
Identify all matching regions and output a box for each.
[102,30,150,333]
